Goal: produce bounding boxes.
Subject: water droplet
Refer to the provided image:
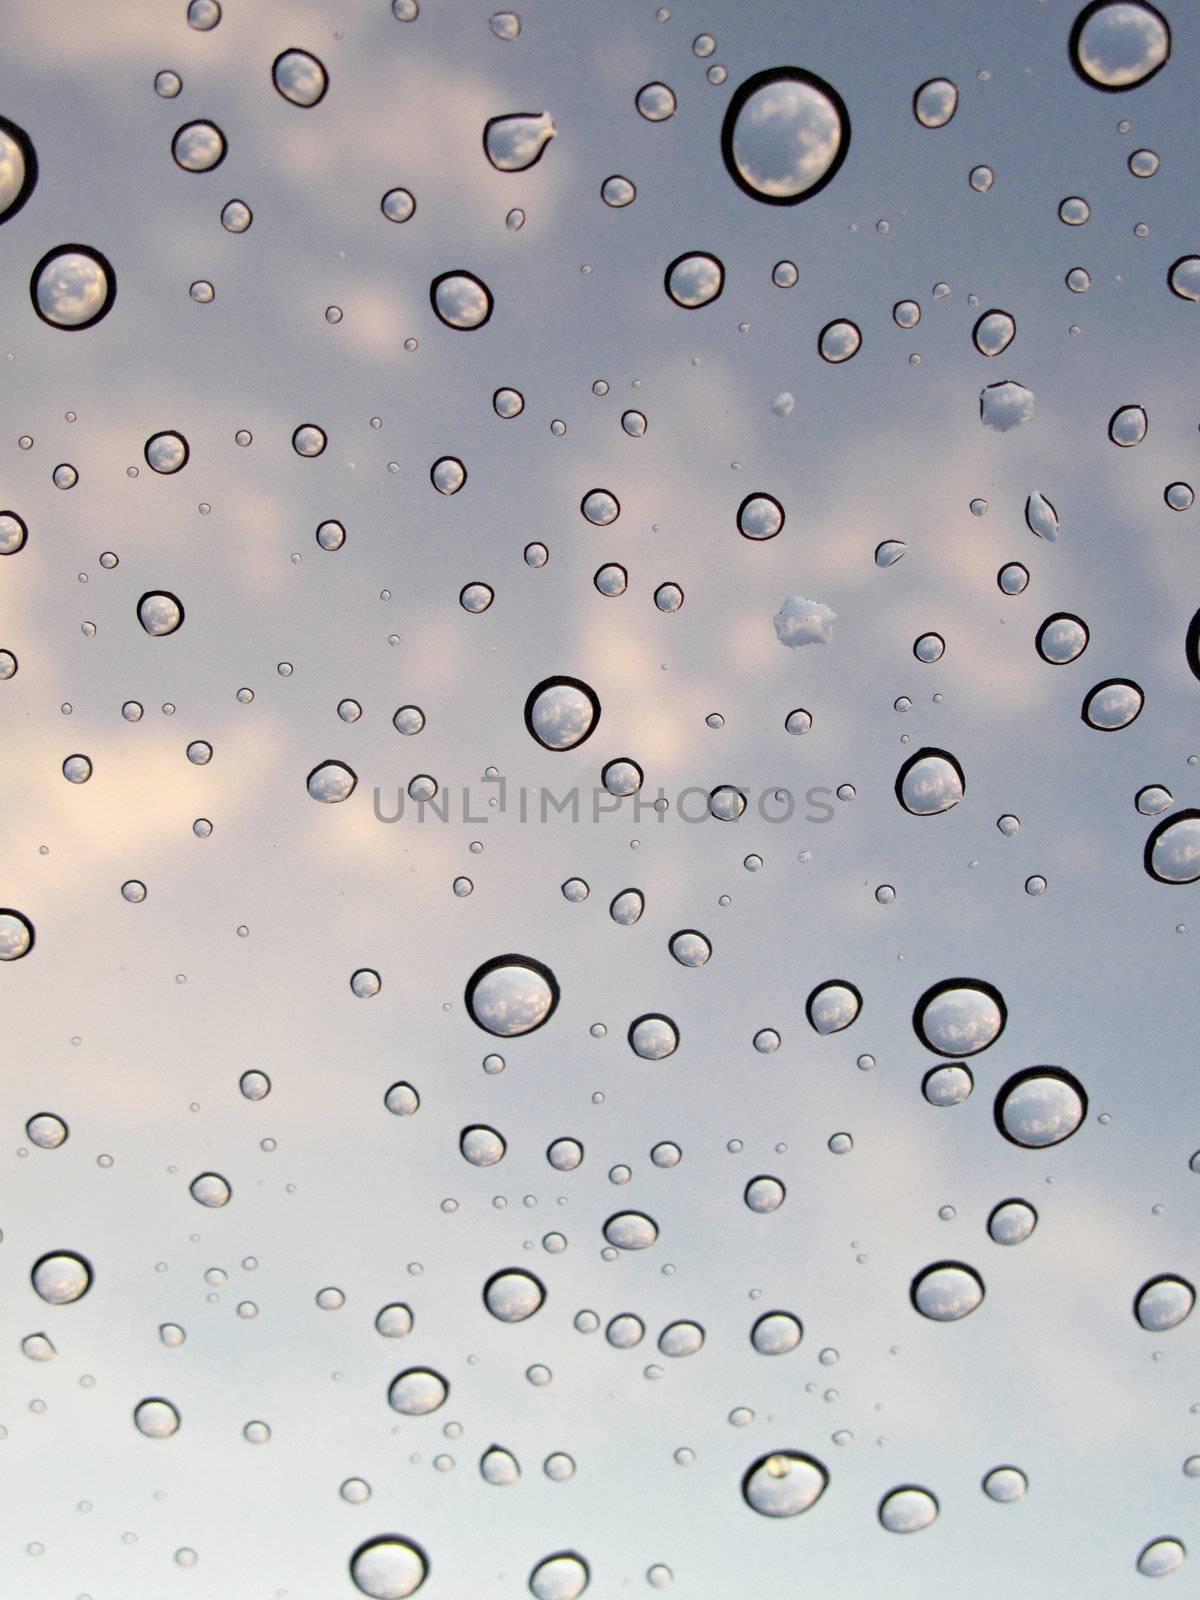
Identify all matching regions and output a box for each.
[751,1311,803,1354]
[915,980,1005,1056]
[603,1211,658,1249]
[980,380,1034,431]
[658,1320,704,1356]
[806,982,861,1034]
[742,1451,828,1516]
[547,1138,583,1170]
[137,591,185,637]
[1071,1,1170,91]
[529,1552,590,1599]
[988,1199,1038,1244]
[1145,812,1200,883]
[606,1313,645,1347]
[172,119,226,171]
[896,748,964,816]
[818,319,861,362]
[664,252,724,308]
[722,68,849,203]
[1165,481,1194,510]
[189,1171,231,1207]
[481,1444,521,1483]
[636,82,676,121]
[1135,1275,1194,1331]
[483,1268,545,1321]
[879,1486,939,1532]
[973,309,1015,355]
[923,1064,974,1106]
[969,164,995,192]
[524,678,600,750]
[774,594,837,646]
[466,955,559,1036]
[375,1303,413,1337]
[995,1068,1087,1146]
[1082,678,1143,730]
[1168,256,1200,301]
[601,175,636,207]
[134,1397,180,1437]
[914,78,958,127]
[1136,1538,1186,1578]
[239,1069,270,1100]
[349,1536,428,1598]
[484,112,555,171]
[744,1175,786,1213]
[982,1466,1028,1502]
[31,246,116,329]
[385,1082,420,1116]
[911,1262,983,1320]
[350,969,382,998]
[388,1368,448,1415]
[1109,404,1148,446]
[307,761,357,802]
[272,49,328,107]
[381,187,416,223]
[669,929,710,966]
[430,271,493,330]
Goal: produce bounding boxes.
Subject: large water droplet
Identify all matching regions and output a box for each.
[31,1251,91,1303]
[923,1064,974,1105]
[751,1311,803,1354]
[610,889,644,926]
[628,1015,679,1059]
[483,1269,545,1322]
[481,1445,521,1484]
[995,1068,1087,1147]
[665,252,724,308]
[914,980,1006,1056]
[306,760,357,802]
[484,112,555,171]
[145,431,189,474]
[1025,492,1060,541]
[658,1320,704,1356]
[388,1368,448,1415]
[896,749,965,815]
[1082,678,1143,730]
[603,1211,658,1249]
[988,1199,1038,1245]
[1136,1539,1186,1578]
[737,493,784,540]
[1109,404,1147,446]
[722,68,849,203]
[1134,1275,1194,1331]
[134,1397,181,1437]
[879,1486,939,1532]
[172,120,227,171]
[1168,256,1200,302]
[466,956,559,1036]
[741,1451,828,1516]
[0,116,37,222]
[744,1175,786,1213]
[529,1552,590,1599]
[806,982,861,1034]
[31,245,116,329]
[525,677,600,750]
[1070,1,1170,91]
[982,1466,1028,1502]
[189,1171,231,1207]
[1037,613,1088,663]
[818,319,861,362]
[913,78,958,127]
[911,1262,984,1321]
[430,271,493,330]
[972,309,1016,356]
[1144,811,1200,883]
[0,908,34,960]
[138,591,184,636]
[272,49,328,107]
[349,1536,428,1597]
[774,594,837,646]
[669,929,711,966]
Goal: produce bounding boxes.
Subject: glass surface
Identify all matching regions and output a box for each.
[1,0,1198,1594]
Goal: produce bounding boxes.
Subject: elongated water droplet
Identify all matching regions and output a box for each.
[484,112,555,171]
[1082,678,1143,730]
[1136,1538,1186,1578]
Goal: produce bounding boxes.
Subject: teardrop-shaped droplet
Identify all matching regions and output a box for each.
[722,68,849,203]
[481,1445,521,1484]
[1025,492,1060,541]
[484,111,555,171]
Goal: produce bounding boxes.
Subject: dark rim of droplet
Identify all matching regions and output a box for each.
[1185,607,1200,681]
[0,907,35,955]
[663,250,725,307]
[993,1066,1088,1145]
[720,67,850,205]
[482,112,552,172]
[741,1450,828,1504]
[30,243,118,331]
[603,756,644,790]
[349,1535,429,1592]
[628,1013,678,1056]
[482,1266,544,1312]
[988,1197,1038,1236]
[805,979,862,1031]
[0,114,38,221]
[895,747,965,810]
[464,952,560,1033]
[292,424,326,456]
[523,675,601,751]
[1168,255,1199,300]
[144,431,190,473]
[1133,1273,1195,1326]
[137,590,185,632]
[0,511,27,553]
[32,1248,90,1292]
[172,120,228,170]
[272,49,329,107]
[429,269,493,329]
[1081,677,1144,729]
[909,1261,984,1314]
[737,492,785,540]
[1036,612,1089,662]
[922,1063,973,1101]
[913,977,1007,1054]
[1144,808,1200,883]
[1068,0,1171,92]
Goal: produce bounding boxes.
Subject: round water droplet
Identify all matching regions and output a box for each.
[481,1445,520,1483]
[31,245,116,329]
[483,1268,545,1321]
[1082,678,1143,730]
[172,120,226,171]
[0,115,37,222]
[1165,482,1194,510]
[664,252,724,308]
[785,708,813,734]
[466,955,559,1036]
[914,78,958,127]
[1136,1538,1186,1578]
[658,1320,704,1356]
[636,82,676,121]
[388,1368,448,1415]
[62,753,92,784]
[879,1486,939,1532]
[751,1311,803,1354]
[529,1552,590,1599]
[1109,404,1147,446]
[602,758,643,796]
[896,749,965,815]
[628,1015,678,1059]
[745,1175,786,1213]
[134,1397,180,1437]
[606,1313,644,1348]
[601,175,636,207]
[1036,614,1089,664]
[524,678,600,750]
[307,761,357,802]
[669,929,710,966]
[911,1262,984,1321]
[1145,812,1200,883]
[272,49,328,107]
[430,456,466,495]
[818,319,861,362]
[548,1138,583,1170]
[460,582,494,612]
[742,1451,829,1516]
[923,1064,974,1106]
[604,1211,658,1249]
[722,68,849,203]
[737,493,784,540]
[189,1171,230,1207]
[137,591,184,636]
[381,187,416,223]
[1168,256,1200,301]
[915,980,1005,1056]
[988,1199,1038,1245]
[349,1536,428,1598]
[350,969,381,998]
[983,1466,1028,1502]
[973,309,1016,356]
[1070,0,1170,91]
[239,1069,270,1100]
[484,111,555,172]
[995,1068,1087,1147]
[493,387,524,419]
[375,1303,413,1337]
[806,982,861,1034]
[144,431,188,474]
[1135,1275,1194,1331]
[430,271,493,330]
